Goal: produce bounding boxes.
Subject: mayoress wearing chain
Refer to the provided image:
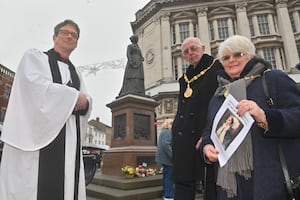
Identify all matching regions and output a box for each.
[200,35,300,199]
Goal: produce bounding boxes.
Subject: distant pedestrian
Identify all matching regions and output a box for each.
[156,119,174,200]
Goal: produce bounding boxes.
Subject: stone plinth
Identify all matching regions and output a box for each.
[101,146,157,176]
[102,94,159,176]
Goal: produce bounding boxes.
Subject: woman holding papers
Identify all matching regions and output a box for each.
[200,35,300,199]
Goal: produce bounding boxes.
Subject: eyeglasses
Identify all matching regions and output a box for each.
[182,45,201,56]
[58,29,78,39]
[221,52,246,62]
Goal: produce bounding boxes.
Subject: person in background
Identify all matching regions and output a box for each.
[172,37,223,200]
[0,19,92,200]
[201,35,300,199]
[156,118,174,200]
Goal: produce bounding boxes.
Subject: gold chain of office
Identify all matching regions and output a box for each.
[183,58,218,98]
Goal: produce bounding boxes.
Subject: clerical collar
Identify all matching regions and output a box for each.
[51,49,69,63]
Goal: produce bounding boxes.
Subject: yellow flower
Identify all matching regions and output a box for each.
[128,167,135,175]
[121,165,135,175]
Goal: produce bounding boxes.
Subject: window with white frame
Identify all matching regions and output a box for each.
[217,18,229,40]
[289,12,297,33]
[263,48,276,68]
[279,48,286,71]
[257,14,270,35]
[248,17,255,36]
[182,59,190,73]
[209,21,215,40]
[179,23,189,43]
[172,25,176,44]
[232,18,237,35]
[193,23,198,37]
[273,15,278,33]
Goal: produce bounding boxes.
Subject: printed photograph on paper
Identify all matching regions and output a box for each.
[210,94,254,167]
[216,109,244,150]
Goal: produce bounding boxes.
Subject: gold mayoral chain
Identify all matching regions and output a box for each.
[183,58,217,98]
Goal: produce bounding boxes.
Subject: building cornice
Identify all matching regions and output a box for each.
[131,0,282,32]
[131,0,224,32]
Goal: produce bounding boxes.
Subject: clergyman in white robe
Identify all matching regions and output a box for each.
[0,48,92,200]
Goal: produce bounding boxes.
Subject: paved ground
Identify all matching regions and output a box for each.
[86,170,204,200]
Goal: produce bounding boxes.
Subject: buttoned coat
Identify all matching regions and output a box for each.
[201,61,300,199]
[172,54,223,182]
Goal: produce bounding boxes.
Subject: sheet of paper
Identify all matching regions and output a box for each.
[210,94,254,167]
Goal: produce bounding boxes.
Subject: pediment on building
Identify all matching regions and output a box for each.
[247,2,274,12]
[289,0,300,7]
[172,11,196,20]
[209,6,235,15]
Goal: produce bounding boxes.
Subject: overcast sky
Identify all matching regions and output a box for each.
[0,0,150,126]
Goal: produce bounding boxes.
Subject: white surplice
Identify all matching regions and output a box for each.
[0,48,92,200]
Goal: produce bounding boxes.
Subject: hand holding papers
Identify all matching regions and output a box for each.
[211,94,254,167]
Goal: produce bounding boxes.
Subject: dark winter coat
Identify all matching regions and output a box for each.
[172,54,223,182]
[201,59,300,200]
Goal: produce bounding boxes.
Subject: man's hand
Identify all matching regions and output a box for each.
[75,92,88,111]
[203,144,219,164]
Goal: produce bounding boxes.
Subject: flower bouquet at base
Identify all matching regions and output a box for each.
[121,165,135,179]
[135,163,158,177]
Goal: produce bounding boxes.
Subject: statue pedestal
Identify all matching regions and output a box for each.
[102,94,159,176]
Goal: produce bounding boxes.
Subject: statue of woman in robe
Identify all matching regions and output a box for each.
[119,35,145,96]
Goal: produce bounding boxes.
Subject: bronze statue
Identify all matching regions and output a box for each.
[119,35,145,96]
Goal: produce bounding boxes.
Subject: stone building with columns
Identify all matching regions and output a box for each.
[130,0,300,125]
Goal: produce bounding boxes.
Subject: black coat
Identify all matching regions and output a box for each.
[172,54,223,182]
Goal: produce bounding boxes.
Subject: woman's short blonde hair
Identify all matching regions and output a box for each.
[161,118,174,130]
